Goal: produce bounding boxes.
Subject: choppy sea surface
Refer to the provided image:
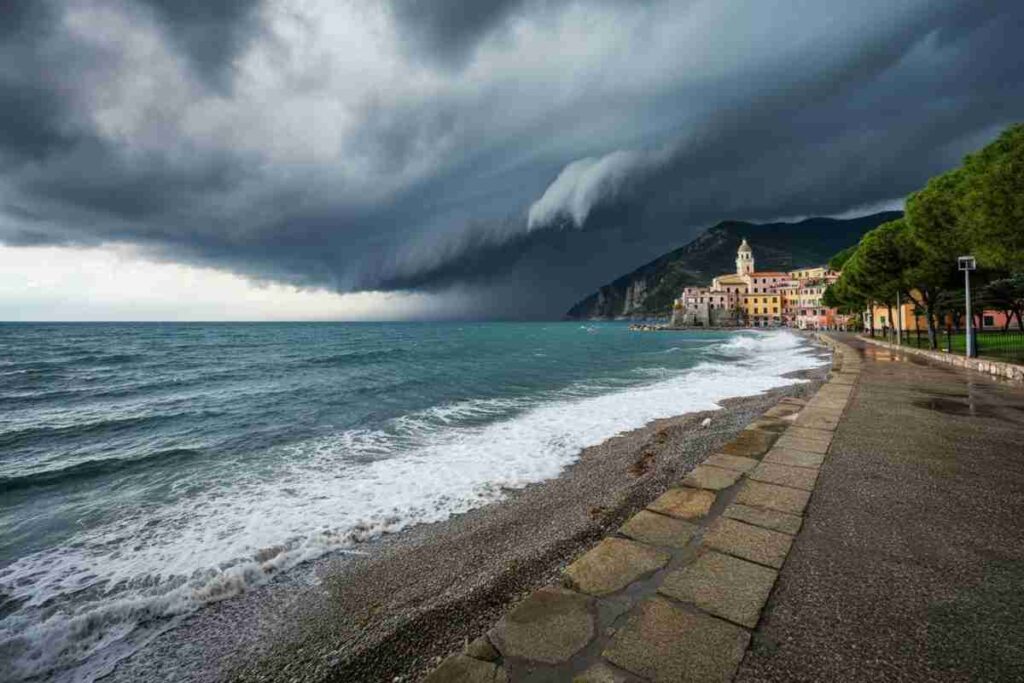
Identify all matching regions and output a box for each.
[0,322,824,680]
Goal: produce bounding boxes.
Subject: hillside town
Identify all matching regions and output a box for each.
[670,239,848,329]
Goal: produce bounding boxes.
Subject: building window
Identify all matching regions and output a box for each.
[984,315,995,327]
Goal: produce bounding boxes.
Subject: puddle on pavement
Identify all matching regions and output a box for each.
[912,397,1006,421]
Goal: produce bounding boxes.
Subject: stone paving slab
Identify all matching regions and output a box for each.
[425,654,505,683]
[572,662,632,682]
[565,538,670,596]
[647,487,716,520]
[723,503,802,535]
[681,464,742,491]
[465,635,500,661]
[745,416,790,433]
[762,447,825,469]
[735,480,811,515]
[763,403,802,418]
[773,435,829,454]
[794,415,840,432]
[818,382,854,394]
[603,597,750,683]
[705,453,759,473]
[619,510,697,549]
[797,405,844,417]
[750,462,819,491]
[717,428,778,458]
[784,426,834,443]
[801,403,845,416]
[659,550,778,628]
[490,587,595,664]
[703,517,794,569]
[800,406,844,418]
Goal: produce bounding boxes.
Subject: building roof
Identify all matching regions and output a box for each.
[750,271,789,277]
[714,273,747,284]
[737,239,752,253]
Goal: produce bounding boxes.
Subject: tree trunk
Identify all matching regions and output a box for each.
[908,290,938,350]
[925,300,938,349]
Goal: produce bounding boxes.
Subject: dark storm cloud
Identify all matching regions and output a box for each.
[388,0,529,66]
[1,0,1024,318]
[0,0,75,161]
[137,0,264,87]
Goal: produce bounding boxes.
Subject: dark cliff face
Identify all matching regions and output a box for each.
[564,211,902,319]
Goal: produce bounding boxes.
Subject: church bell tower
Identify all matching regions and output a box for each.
[736,239,754,276]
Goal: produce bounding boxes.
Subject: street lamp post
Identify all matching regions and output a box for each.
[959,256,976,358]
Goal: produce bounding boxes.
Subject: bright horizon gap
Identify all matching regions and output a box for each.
[0,243,478,322]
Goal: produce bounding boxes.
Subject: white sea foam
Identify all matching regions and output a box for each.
[0,330,824,681]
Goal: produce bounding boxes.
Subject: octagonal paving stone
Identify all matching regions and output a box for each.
[489,587,595,664]
[603,597,750,683]
[564,537,670,596]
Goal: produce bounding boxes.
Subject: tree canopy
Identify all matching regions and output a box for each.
[824,122,1023,347]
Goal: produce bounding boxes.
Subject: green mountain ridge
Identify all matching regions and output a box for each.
[565,211,902,319]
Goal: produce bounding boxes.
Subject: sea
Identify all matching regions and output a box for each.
[0,322,825,681]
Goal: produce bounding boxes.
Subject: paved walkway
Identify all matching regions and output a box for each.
[738,334,1024,681]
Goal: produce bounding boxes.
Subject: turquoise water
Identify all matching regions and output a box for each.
[0,322,823,680]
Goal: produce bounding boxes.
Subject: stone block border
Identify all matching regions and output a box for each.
[858,335,1024,382]
[425,336,860,682]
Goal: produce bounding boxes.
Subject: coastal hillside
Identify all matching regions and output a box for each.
[564,211,902,319]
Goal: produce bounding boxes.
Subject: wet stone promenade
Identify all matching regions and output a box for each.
[425,338,859,682]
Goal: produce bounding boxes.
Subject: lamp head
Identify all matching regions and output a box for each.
[958,256,976,271]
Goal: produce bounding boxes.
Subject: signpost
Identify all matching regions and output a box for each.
[959,256,976,358]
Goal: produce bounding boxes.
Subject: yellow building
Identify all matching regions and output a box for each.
[865,302,924,331]
[789,266,829,281]
[743,293,782,327]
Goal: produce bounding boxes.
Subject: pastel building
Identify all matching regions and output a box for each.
[864,301,1012,332]
[672,239,846,329]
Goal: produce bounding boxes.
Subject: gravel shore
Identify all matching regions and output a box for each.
[107,361,828,683]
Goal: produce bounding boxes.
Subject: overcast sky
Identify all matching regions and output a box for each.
[1,0,1022,320]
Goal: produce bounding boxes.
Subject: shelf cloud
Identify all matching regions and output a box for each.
[1,0,1023,318]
